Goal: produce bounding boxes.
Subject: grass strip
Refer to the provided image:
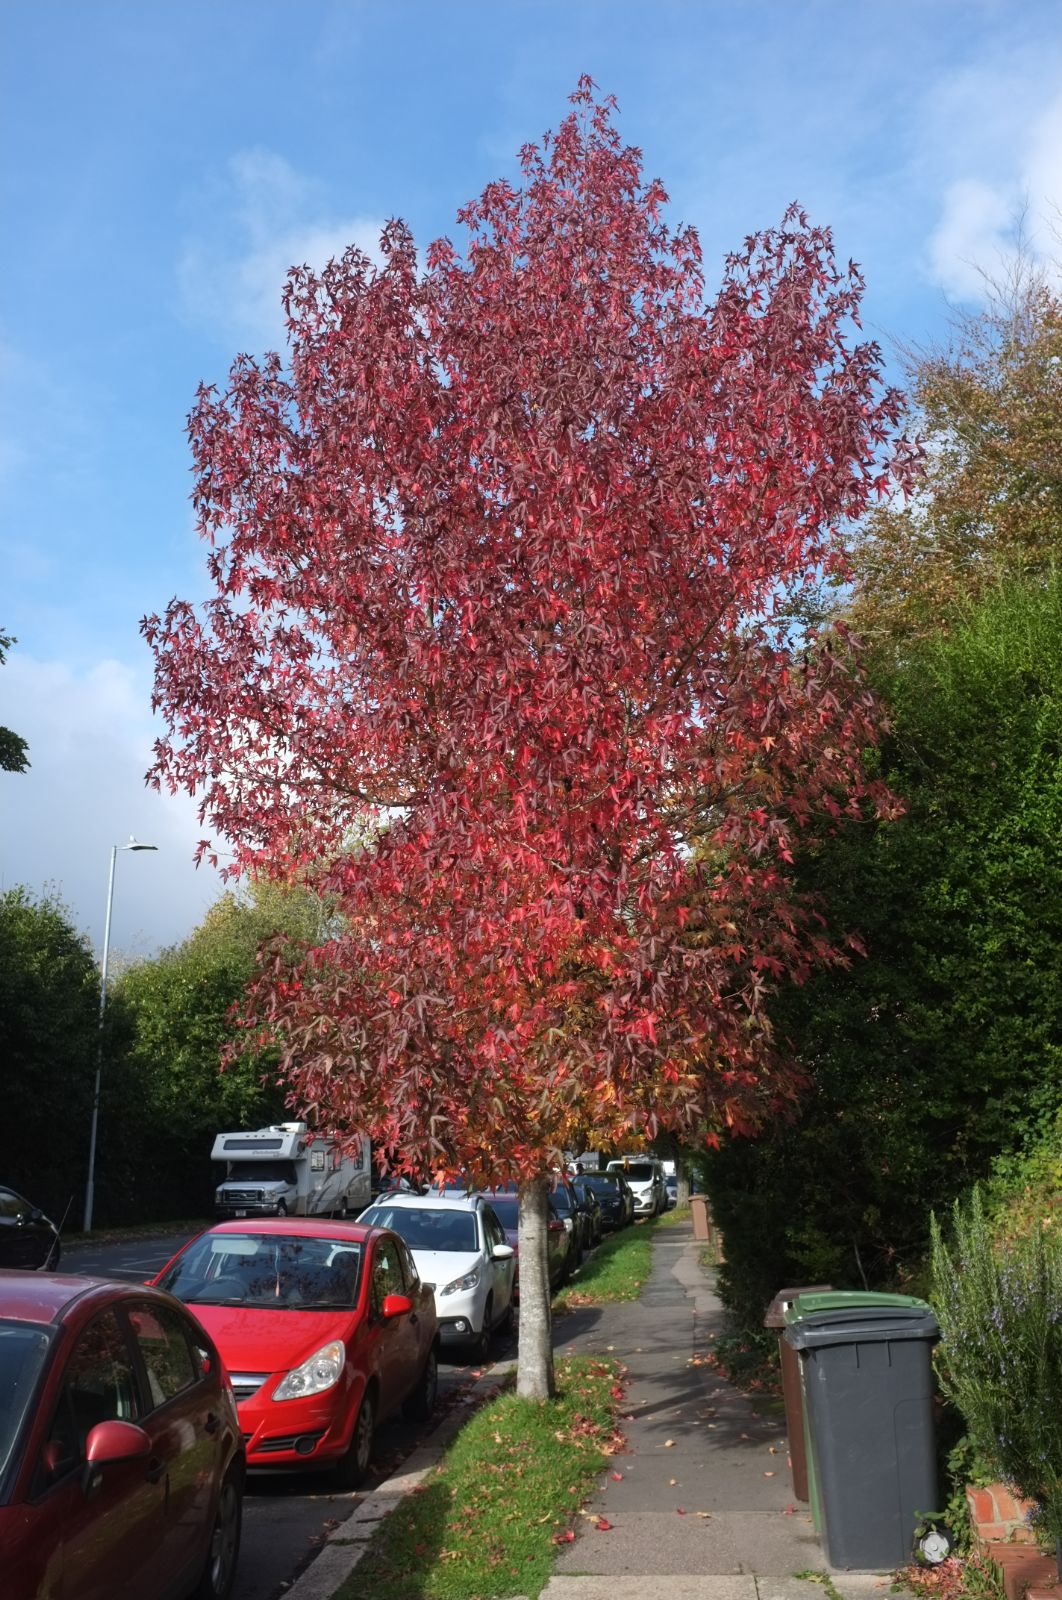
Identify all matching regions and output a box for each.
[554,1214,674,1308]
[337,1354,625,1600]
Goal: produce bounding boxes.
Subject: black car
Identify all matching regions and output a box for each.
[0,1187,61,1269]
[575,1170,634,1231]
[571,1176,604,1245]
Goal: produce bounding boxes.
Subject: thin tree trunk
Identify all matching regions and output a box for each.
[675,1155,691,1208]
[516,1176,556,1399]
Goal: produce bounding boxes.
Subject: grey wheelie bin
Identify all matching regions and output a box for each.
[783,1291,940,1571]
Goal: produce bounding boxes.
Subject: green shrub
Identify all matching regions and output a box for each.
[931,1188,1062,1544]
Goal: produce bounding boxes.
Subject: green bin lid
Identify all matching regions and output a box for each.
[782,1289,938,1351]
[782,1290,931,1325]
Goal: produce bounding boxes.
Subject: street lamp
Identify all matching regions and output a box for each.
[83,836,158,1232]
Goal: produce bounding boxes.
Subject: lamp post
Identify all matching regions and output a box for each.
[83,836,158,1232]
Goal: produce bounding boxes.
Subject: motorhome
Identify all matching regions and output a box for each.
[211,1122,371,1220]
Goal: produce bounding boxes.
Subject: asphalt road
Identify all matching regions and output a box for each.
[61,1227,516,1600]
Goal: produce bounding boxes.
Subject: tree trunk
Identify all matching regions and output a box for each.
[675,1155,691,1208]
[516,1177,556,1399]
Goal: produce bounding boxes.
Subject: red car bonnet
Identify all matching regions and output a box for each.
[188,1304,359,1371]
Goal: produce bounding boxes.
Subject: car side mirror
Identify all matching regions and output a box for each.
[85,1420,152,1466]
[491,1244,515,1261]
[381,1293,413,1319]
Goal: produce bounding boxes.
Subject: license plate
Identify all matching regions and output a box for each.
[235,1209,247,1217]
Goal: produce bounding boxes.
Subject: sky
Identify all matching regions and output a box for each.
[3,0,1062,964]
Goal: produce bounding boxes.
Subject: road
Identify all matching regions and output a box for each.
[62,1227,517,1600]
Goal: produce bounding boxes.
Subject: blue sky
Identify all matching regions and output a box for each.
[3,0,1062,961]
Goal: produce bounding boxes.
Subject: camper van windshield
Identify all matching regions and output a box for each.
[158,1233,363,1310]
[225,1162,298,1184]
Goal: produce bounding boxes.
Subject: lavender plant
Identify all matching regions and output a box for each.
[931,1188,1062,1545]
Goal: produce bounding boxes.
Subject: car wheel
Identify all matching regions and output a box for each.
[473,1296,494,1361]
[192,1466,242,1600]
[276,1201,288,1217]
[403,1344,439,1422]
[333,1387,376,1491]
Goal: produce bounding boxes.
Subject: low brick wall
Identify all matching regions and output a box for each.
[967,1483,1059,1600]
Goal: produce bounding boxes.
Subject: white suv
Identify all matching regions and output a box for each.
[606,1157,667,1218]
[357,1192,516,1356]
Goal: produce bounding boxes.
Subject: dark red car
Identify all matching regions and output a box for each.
[152,1219,439,1486]
[0,1270,244,1600]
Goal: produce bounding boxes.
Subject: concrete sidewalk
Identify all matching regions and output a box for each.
[543,1221,901,1600]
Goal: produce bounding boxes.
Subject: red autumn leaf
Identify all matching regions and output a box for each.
[145,78,916,1399]
[553,1530,576,1544]
[596,1518,612,1531]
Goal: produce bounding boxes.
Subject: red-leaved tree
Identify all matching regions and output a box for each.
[145,81,917,1397]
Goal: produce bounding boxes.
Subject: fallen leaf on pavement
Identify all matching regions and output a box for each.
[664,1439,675,1447]
[596,1517,612,1531]
[610,1472,623,1481]
[697,1512,712,1519]
[553,1530,575,1544]
[764,1471,776,1477]
[677,1507,686,1515]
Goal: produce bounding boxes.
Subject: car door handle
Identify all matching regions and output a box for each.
[145,1456,165,1485]
[204,1413,220,1436]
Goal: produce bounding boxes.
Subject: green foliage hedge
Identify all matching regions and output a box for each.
[701,576,1062,1331]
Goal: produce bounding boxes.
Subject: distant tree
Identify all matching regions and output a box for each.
[845,265,1062,654]
[145,83,915,1397]
[112,881,331,1218]
[0,631,30,773]
[0,888,97,1219]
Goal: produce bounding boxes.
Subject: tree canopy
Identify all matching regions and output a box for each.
[0,631,30,774]
[146,83,915,1392]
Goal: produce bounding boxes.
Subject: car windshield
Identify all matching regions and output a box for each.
[223,1162,297,1184]
[550,1186,574,1213]
[583,1174,622,1194]
[486,1195,519,1230]
[0,1321,53,1500]
[612,1162,657,1181]
[362,1206,478,1253]
[158,1233,363,1309]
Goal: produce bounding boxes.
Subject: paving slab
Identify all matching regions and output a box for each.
[554,1223,820,1580]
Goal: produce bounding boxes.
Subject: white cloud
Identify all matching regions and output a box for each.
[178,149,385,352]
[1,652,226,961]
[927,87,1062,302]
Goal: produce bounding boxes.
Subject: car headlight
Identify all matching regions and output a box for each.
[440,1267,480,1296]
[273,1341,345,1401]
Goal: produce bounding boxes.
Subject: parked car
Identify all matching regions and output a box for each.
[358,1193,515,1357]
[606,1157,668,1218]
[0,1271,244,1600]
[0,1186,61,1270]
[571,1177,604,1244]
[547,1176,590,1260]
[665,1174,678,1209]
[153,1218,438,1487]
[470,1188,574,1294]
[577,1170,635,1230]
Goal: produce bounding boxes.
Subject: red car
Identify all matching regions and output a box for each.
[153,1219,439,1487]
[0,1270,244,1600]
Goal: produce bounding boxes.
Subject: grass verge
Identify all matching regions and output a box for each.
[553,1215,674,1309]
[63,1218,210,1247]
[336,1354,625,1600]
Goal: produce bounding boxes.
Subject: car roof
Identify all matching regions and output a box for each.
[369,1192,484,1213]
[0,1270,146,1326]
[207,1219,376,1242]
